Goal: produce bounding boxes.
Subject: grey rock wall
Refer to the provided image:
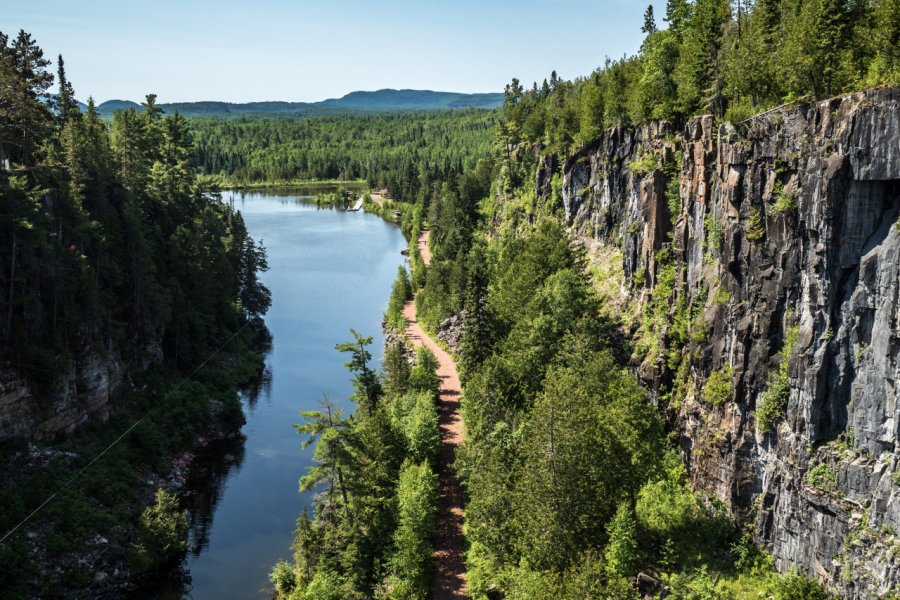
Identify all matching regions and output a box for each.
[0,341,161,442]
[541,87,900,597]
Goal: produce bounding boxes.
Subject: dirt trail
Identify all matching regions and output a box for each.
[416,230,431,264]
[402,229,466,599]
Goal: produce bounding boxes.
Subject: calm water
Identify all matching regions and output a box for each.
[166,191,406,598]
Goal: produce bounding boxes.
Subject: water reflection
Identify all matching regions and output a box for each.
[141,192,405,598]
[185,435,248,556]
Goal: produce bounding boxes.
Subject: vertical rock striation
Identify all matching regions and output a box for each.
[0,341,160,442]
[536,87,899,597]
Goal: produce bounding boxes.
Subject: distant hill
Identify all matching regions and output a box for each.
[98,99,141,113]
[91,89,503,118]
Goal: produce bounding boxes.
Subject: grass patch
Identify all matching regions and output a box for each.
[806,462,838,492]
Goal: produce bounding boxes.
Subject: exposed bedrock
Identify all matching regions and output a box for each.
[537,87,899,597]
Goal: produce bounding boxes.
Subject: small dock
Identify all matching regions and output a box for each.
[348,196,364,211]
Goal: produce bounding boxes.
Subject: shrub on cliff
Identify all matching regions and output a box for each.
[132,489,188,571]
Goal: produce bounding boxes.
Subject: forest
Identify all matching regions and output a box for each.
[271,0,897,597]
[188,110,496,202]
[1,0,897,593]
[0,29,271,596]
[498,0,897,157]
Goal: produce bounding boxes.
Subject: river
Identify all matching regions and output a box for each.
[157,190,406,598]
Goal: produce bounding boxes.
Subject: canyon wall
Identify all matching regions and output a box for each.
[541,87,899,597]
[0,342,160,442]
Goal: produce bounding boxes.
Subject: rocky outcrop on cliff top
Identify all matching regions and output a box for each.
[538,87,900,597]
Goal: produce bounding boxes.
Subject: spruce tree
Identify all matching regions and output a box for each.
[642,5,658,34]
[55,54,76,124]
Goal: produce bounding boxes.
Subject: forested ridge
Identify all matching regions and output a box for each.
[189,110,496,202]
[86,89,504,119]
[0,30,270,597]
[497,0,896,158]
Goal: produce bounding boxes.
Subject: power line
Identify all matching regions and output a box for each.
[0,320,252,546]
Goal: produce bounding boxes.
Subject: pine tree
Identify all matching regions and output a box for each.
[295,396,356,520]
[55,54,76,125]
[0,30,53,165]
[813,0,849,96]
[665,0,692,40]
[605,501,642,578]
[642,5,658,34]
[335,329,382,416]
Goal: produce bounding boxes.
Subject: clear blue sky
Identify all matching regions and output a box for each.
[1,0,663,103]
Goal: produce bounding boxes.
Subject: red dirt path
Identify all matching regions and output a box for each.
[402,230,466,599]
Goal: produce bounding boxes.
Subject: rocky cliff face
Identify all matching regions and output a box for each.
[0,342,161,442]
[537,87,899,597]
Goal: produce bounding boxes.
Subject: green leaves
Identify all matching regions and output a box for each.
[132,488,188,571]
[385,461,438,598]
[336,329,382,416]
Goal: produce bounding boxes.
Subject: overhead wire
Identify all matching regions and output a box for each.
[0,319,252,546]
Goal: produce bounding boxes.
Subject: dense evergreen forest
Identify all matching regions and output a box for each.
[188,110,496,201]
[498,0,897,158]
[272,0,897,598]
[0,30,270,596]
[268,329,444,599]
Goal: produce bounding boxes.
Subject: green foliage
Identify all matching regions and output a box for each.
[270,559,298,596]
[132,489,188,571]
[336,329,383,415]
[772,182,798,214]
[806,462,839,492]
[605,502,642,578]
[629,151,659,175]
[390,391,440,465]
[713,281,732,305]
[385,461,439,599]
[189,110,495,201]
[747,207,767,241]
[703,364,733,406]
[283,328,443,599]
[705,211,724,252]
[756,323,800,433]
[769,569,835,599]
[636,451,738,575]
[513,353,665,572]
[385,266,412,332]
[635,250,677,363]
[1,73,271,380]
[0,31,273,595]
[383,339,412,399]
[408,346,440,398]
[666,159,682,220]
[490,0,894,158]
[303,571,346,600]
[636,456,703,541]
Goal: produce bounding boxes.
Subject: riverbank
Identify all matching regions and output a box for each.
[221,179,367,191]
[0,323,269,598]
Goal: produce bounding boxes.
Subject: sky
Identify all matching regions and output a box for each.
[1,0,663,104]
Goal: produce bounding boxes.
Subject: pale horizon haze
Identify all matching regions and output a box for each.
[1,0,664,104]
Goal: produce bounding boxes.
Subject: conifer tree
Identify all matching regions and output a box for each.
[55,54,76,125]
[642,5,658,34]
